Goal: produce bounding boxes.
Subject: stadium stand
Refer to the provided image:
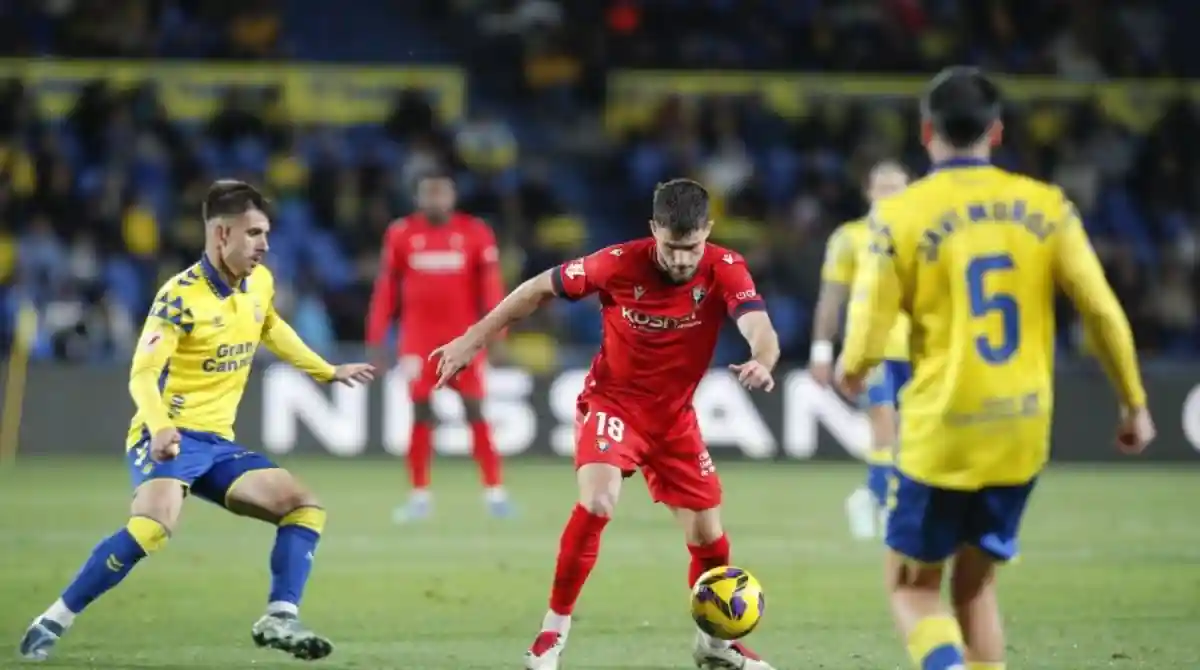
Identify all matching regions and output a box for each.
[0,0,1195,366]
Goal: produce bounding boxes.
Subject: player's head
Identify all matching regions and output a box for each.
[650,178,713,283]
[415,169,456,224]
[921,66,1003,160]
[864,160,909,203]
[203,179,270,278]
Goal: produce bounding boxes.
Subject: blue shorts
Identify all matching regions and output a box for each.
[885,470,1037,563]
[863,359,912,408]
[127,430,278,507]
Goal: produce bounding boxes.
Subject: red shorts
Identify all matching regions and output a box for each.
[403,353,485,402]
[574,398,721,511]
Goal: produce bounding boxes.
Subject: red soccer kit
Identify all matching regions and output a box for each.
[551,238,766,511]
[367,212,504,401]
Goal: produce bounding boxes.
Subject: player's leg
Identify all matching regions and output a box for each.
[193,446,331,660]
[19,441,197,660]
[455,357,509,516]
[525,404,640,670]
[847,363,899,540]
[884,471,969,670]
[948,479,1036,669]
[649,424,775,670]
[397,355,437,522]
[950,547,1005,670]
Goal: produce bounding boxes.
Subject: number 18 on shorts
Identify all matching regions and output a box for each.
[574,402,722,511]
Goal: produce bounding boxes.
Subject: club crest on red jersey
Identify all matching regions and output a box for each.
[596,439,610,452]
[692,286,707,307]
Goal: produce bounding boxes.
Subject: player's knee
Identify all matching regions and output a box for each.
[462,399,485,423]
[412,400,436,424]
[579,490,618,518]
[130,479,185,530]
[126,516,171,555]
[279,505,327,535]
[259,480,324,528]
[950,548,996,605]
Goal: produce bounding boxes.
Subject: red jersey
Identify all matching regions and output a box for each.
[552,238,765,424]
[366,212,505,356]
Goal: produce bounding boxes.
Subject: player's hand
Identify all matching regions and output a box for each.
[834,357,867,399]
[808,360,834,387]
[150,427,181,462]
[730,360,775,392]
[431,332,485,388]
[333,363,376,386]
[1116,406,1155,455]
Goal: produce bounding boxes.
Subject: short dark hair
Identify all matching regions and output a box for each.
[922,66,1001,149]
[652,178,709,235]
[202,180,268,222]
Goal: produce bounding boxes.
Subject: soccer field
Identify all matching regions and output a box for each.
[1,459,1197,669]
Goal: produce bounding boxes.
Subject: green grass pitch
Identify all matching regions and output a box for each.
[1,458,1198,669]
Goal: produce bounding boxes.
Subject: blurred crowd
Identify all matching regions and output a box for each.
[0,0,283,60]
[0,0,1197,368]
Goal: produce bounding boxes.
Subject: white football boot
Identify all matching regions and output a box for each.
[845,486,879,540]
[692,631,776,670]
[251,611,333,661]
[524,629,566,669]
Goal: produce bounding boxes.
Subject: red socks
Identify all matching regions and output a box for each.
[408,421,502,490]
[687,534,731,588]
[544,508,731,619]
[548,504,610,615]
[408,422,433,489]
[471,420,502,487]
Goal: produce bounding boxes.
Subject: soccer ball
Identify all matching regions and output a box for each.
[690,565,765,640]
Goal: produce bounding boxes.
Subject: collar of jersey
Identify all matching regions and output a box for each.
[931,157,990,171]
[199,254,247,298]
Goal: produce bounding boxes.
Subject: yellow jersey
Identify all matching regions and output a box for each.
[842,159,1145,489]
[126,256,336,448]
[821,218,909,360]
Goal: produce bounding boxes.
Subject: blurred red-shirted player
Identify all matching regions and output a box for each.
[366,171,510,522]
[431,179,780,670]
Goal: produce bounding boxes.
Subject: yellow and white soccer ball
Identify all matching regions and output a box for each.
[690,565,765,640]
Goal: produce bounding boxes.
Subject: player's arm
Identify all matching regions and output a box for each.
[1052,202,1147,409]
[474,222,505,314]
[365,222,405,350]
[462,249,613,344]
[262,301,337,382]
[717,252,778,390]
[718,253,778,370]
[128,300,185,434]
[434,249,614,385]
[455,269,555,345]
[473,221,508,340]
[840,217,902,378]
[737,310,779,369]
[811,227,855,364]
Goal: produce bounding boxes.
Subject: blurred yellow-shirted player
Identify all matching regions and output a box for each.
[837,67,1155,670]
[810,161,909,541]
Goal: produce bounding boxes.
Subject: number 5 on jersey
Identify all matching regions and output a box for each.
[967,253,1020,364]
